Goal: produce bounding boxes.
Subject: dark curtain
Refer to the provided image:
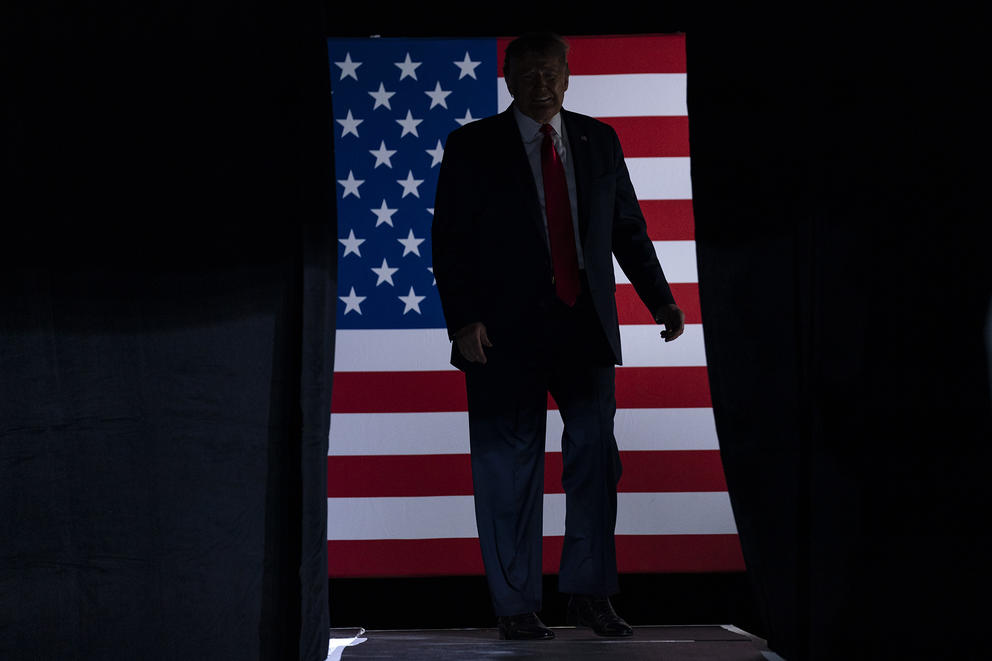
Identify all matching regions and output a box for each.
[688,22,991,660]
[1,2,335,660]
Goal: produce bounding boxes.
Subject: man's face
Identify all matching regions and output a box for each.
[506,52,569,124]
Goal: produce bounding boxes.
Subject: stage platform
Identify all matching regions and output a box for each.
[329,624,773,660]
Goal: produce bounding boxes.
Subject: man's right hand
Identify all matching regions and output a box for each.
[454,322,493,364]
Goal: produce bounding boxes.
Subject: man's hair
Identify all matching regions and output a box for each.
[503,32,570,76]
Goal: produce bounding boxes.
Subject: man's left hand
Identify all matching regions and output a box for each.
[654,304,685,342]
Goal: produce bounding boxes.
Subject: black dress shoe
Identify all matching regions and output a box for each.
[567,595,633,637]
[496,612,555,640]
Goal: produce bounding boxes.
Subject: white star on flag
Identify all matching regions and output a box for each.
[370,200,397,227]
[453,52,481,79]
[336,110,363,138]
[427,266,435,285]
[426,140,444,167]
[334,52,361,80]
[424,82,452,109]
[371,258,399,286]
[397,170,424,198]
[369,141,397,168]
[398,286,426,314]
[396,110,423,138]
[394,53,421,80]
[337,170,364,198]
[339,229,365,257]
[455,109,478,125]
[397,228,424,257]
[368,82,395,110]
[339,286,366,314]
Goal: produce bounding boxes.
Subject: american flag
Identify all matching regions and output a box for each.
[325,34,743,577]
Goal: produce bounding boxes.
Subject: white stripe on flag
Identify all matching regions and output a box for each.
[498,73,688,117]
[329,407,721,456]
[611,408,719,452]
[326,492,737,540]
[615,240,697,285]
[619,325,707,367]
[625,157,693,200]
[334,328,450,372]
[614,492,737,536]
[333,324,706,372]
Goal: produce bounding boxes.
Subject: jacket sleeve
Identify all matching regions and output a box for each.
[431,129,483,339]
[608,126,677,316]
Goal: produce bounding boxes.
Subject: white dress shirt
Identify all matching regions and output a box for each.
[512,105,585,269]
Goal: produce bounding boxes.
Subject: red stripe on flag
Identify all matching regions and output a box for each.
[327,450,726,498]
[328,454,474,497]
[641,200,695,240]
[601,116,689,158]
[611,450,727,492]
[331,371,466,413]
[611,534,745,573]
[613,366,711,408]
[329,538,484,577]
[617,283,700,325]
[496,35,687,76]
[331,366,711,414]
[327,533,743,578]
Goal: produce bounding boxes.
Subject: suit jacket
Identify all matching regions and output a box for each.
[431,105,675,371]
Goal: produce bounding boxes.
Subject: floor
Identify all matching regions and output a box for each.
[329,624,773,660]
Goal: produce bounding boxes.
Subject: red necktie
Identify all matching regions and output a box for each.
[540,123,580,306]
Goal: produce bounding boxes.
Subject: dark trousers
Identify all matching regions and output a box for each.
[464,288,622,616]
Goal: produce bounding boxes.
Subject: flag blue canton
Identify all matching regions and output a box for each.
[328,38,498,329]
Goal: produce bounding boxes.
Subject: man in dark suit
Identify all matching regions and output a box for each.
[431,32,685,641]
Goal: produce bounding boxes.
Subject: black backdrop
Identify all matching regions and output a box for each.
[3,5,990,661]
[3,2,335,659]
[688,23,991,659]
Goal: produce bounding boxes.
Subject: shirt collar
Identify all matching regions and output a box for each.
[512,104,563,142]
